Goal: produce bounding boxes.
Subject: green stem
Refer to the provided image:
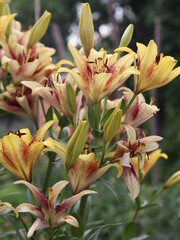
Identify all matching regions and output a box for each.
[100,96,107,123]
[100,143,107,165]
[94,102,100,130]
[42,152,56,193]
[122,93,137,115]
[147,188,164,205]
[78,194,88,220]
[48,227,53,240]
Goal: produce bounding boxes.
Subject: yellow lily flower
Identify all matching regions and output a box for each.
[41,139,123,194]
[15,180,96,238]
[0,120,54,182]
[135,40,180,93]
[1,18,55,84]
[0,84,38,120]
[59,44,139,104]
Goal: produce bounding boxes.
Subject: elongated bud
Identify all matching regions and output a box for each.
[164,171,180,189]
[120,24,134,47]
[79,3,94,58]
[103,108,122,144]
[117,24,134,60]
[66,121,88,170]
[27,10,51,48]
[65,83,76,114]
[0,13,16,42]
[2,3,11,38]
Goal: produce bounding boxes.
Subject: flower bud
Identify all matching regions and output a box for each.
[120,24,134,48]
[103,108,122,144]
[66,121,88,170]
[164,171,180,189]
[2,3,11,37]
[79,3,94,58]
[27,10,51,48]
[65,83,76,114]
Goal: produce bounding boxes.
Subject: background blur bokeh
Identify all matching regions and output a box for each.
[1,0,180,239]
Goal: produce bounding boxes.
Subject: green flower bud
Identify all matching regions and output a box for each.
[65,83,76,114]
[120,24,134,48]
[103,108,122,144]
[2,3,11,37]
[27,10,51,48]
[79,3,94,58]
[66,121,88,170]
[164,171,180,189]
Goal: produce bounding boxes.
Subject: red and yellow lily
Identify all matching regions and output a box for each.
[59,44,139,104]
[135,40,180,93]
[15,180,96,238]
[0,84,38,120]
[0,120,54,182]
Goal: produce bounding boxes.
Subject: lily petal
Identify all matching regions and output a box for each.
[28,218,48,238]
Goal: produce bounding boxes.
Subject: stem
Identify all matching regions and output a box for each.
[122,93,137,115]
[147,187,164,205]
[100,143,107,165]
[48,227,53,240]
[42,152,56,193]
[94,102,100,130]
[78,194,88,220]
[100,96,107,123]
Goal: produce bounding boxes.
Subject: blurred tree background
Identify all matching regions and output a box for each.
[1,0,180,239]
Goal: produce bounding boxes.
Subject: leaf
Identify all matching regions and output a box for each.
[88,104,95,129]
[91,129,103,138]
[71,212,85,238]
[83,222,123,240]
[119,98,126,113]
[3,216,25,240]
[54,108,70,128]
[100,108,115,126]
[122,221,136,240]
[99,178,118,199]
[130,234,149,240]
[46,106,53,121]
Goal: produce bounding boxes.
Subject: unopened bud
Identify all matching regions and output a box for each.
[120,24,134,48]
[65,83,76,114]
[0,13,16,42]
[103,108,122,144]
[2,4,11,37]
[79,3,94,58]
[27,11,51,48]
[164,171,180,189]
[66,121,88,170]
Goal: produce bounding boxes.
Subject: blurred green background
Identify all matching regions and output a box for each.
[1,0,180,239]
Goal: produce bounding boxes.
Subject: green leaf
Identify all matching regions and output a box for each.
[54,108,70,128]
[123,221,136,240]
[83,222,123,240]
[71,212,85,238]
[100,108,115,126]
[91,129,103,138]
[99,178,118,199]
[46,106,53,121]
[88,104,95,129]
[119,98,126,112]
[130,234,149,240]
[3,216,25,240]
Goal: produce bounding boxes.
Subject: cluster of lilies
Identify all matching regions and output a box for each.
[0,1,180,239]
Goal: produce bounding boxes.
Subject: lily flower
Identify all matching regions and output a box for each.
[15,180,96,238]
[41,140,123,194]
[22,72,73,119]
[68,152,123,194]
[0,84,38,120]
[0,120,55,182]
[120,87,159,128]
[135,40,180,93]
[59,44,139,104]
[111,125,162,199]
[1,19,55,84]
